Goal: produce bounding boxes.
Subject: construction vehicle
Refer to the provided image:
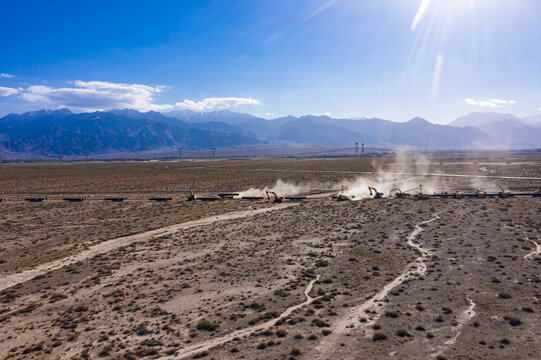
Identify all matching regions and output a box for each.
[187,189,196,201]
[390,188,410,199]
[415,185,429,200]
[266,190,283,204]
[475,189,486,198]
[498,188,510,198]
[336,185,349,201]
[368,186,383,199]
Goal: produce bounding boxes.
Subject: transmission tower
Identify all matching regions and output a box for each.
[58,153,64,163]
[177,146,183,160]
[355,142,359,159]
[210,147,216,160]
[84,152,89,161]
[361,143,365,157]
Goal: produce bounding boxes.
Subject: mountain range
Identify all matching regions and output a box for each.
[1,109,540,158]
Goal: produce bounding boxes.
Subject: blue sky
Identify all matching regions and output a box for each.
[1,0,540,123]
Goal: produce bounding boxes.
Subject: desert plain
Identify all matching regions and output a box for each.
[0,152,540,359]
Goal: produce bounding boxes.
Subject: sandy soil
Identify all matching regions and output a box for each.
[0,153,540,359]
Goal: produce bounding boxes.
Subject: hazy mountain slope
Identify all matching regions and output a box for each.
[385,118,488,149]
[446,112,541,148]
[501,126,541,149]
[449,112,519,127]
[270,118,371,146]
[521,114,541,127]
[477,119,527,135]
[290,116,488,149]
[167,109,263,126]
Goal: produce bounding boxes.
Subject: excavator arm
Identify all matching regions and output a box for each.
[368,186,383,199]
[265,190,283,203]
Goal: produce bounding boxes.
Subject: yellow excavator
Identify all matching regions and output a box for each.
[498,188,509,198]
[475,189,487,198]
[415,184,429,200]
[336,185,349,201]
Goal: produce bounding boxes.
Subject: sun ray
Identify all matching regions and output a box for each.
[411,0,432,31]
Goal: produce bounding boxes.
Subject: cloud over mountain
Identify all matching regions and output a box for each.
[464,98,516,108]
[18,80,260,113]
[0,86,20,96]
[21,81,167,112]
[174,97,260,111]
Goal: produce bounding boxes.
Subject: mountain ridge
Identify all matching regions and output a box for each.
[1,109,541,157]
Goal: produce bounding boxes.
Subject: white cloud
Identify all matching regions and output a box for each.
[174,97,260,111]
[538,108,541,112]
[0,73,15,78]
[0,86,20,96]
[21,81,169,112]
[19,80,260,112]
[464,98,516,108]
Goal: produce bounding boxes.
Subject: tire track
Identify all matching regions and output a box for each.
[0,203,299,292]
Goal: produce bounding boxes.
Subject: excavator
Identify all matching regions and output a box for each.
[368,186,384,199]
[415,184,429,200]
[336,185,349,201]
[390,188,411,199]
[265,190,284,204]
[498,187,510,198]
[475,189,487,198]
[187,189,196,201]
